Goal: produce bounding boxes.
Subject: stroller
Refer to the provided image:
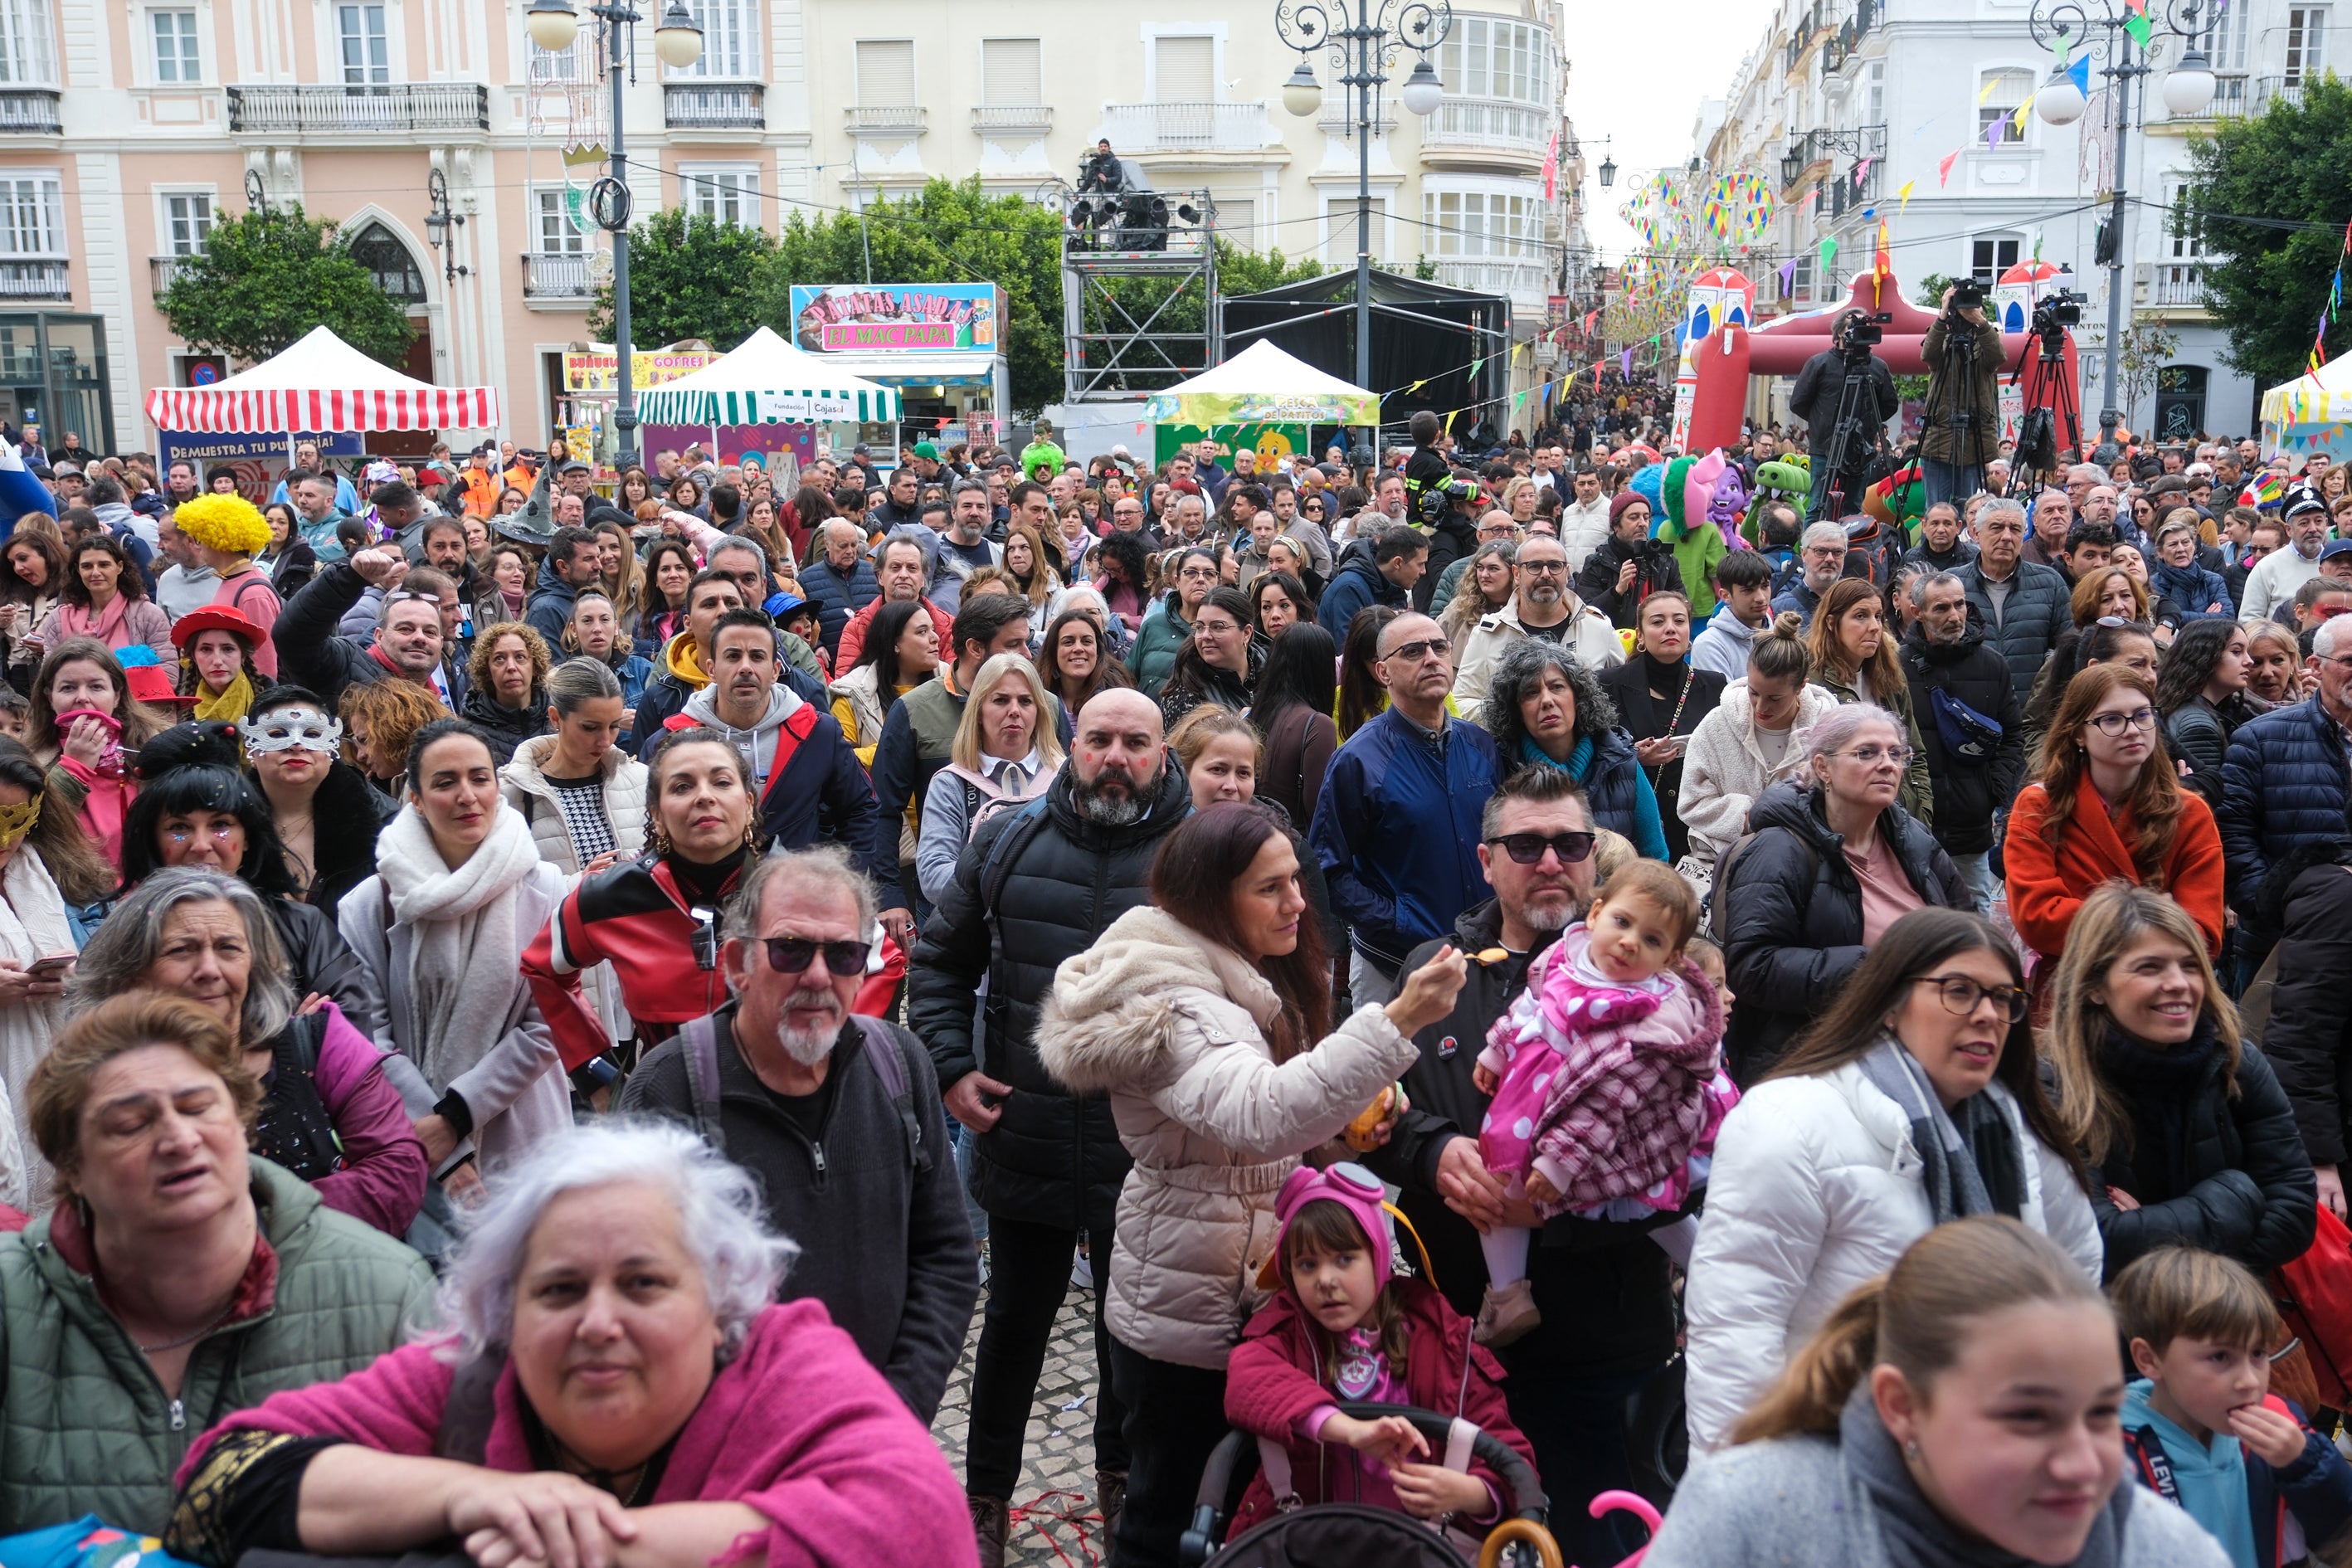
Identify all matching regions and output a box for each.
[1176,1400,1660,1568]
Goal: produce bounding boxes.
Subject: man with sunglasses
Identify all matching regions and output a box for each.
[618,847,977,1426]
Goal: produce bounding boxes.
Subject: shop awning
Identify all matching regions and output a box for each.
[811,354,1002,389]
[144,325,499,432]
[634,326,902,425]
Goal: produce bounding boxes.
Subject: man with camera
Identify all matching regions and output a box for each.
[1789,309,1898,522]
[1921,283,2007,509]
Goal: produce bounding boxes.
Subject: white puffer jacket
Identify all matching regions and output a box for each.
[1682,1059,2102,1452]
[1039,905,1419,1370]
[498,734,649,874]
[1675,677,1843,867]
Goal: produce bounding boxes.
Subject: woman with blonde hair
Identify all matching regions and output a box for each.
[2039,882,2314,1279]
[914,651,1063,905]
[2246,620,2306,705]
[1805,577,1931,823]
[591,517,642,636]
[1003,518,1066,644]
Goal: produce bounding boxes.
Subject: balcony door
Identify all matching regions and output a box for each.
[1153,36,1213,146]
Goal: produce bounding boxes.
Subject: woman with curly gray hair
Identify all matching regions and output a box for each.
[1480,638,1668,859]
[167,1120,973,1568]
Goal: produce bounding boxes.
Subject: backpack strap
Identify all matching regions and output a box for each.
[677,1013,727,1153]
[851,1014,931,1178]
[434,1353,504,1463]
[976,795,1056,916]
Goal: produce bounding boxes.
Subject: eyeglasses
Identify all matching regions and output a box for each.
[1518,559,1567,574]
[1383,636,1451,663]
[1484,830,1598,864]
[759,936,875,976]
[1837,744,1911,765]
[2087,706,2158,736]
[1914,973,2028,1021]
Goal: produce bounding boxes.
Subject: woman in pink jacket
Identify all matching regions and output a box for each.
[168,1121,974,1568]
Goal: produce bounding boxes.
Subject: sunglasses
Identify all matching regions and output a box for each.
[1484,830,1598,864]
[1383,636,1451,663]
[758,936,875,976]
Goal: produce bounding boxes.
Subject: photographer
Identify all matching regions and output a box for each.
[1788,309,1898,522]
[1921,284,2006,508]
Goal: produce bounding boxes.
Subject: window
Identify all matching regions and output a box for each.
[2196,1,2247,71]
[855,39,913,106]
[1153,35,1214,101]
[529,32,587,81]
[162,192,212,254]
[1425,187,1541,258]
[151,9,199,83]
[1439,18,1556,105]
[347,222,425,302]
[0,0,56,85]
[0,174,63,257]
[678,0,753,78]
[1978,68,2032,145]
[1211,196,1254,247]
[1970,236,2020,285]
[2168,187,2204,262]
[1788,252,1815,304]
[2286,7,2328,82]
[533,187,586,255]
[981,38,1041,107]
[1324,197,1386,265]
[681,165,758,228]
[337,3,387,85]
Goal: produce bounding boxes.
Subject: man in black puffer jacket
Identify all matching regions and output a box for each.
[908,688,1191,1561]
[1717,773,1970,1083]
[2250,839,2352,1223]
[1901,573,2025,912]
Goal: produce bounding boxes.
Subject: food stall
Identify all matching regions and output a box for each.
[785,283,1010,455]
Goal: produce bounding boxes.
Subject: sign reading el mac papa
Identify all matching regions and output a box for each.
[786,284,1004,354]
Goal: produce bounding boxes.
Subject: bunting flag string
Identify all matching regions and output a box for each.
[1897,178,1916,212]
[1940,149,1961,185]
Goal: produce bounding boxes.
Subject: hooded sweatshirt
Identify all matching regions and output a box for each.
[682,679,806,793]
[2121,1381,2257,1568]
[1689,603,1765,683]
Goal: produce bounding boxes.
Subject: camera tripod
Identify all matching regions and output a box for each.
[1918,313,1986,503]
[2011,324,2081,485]
[1814,350,1883,522]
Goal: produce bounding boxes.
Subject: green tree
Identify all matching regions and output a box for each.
[2185,75,2352,388]
[157,204,410,367]
[590,207,777,348]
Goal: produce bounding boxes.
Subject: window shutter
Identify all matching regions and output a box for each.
[1213,196,1254,246]
[856,39,914,106]
[981,38,1041,105]
[1155,36,1213,101]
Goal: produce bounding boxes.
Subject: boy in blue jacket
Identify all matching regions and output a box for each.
[2113,1248,2352,1567]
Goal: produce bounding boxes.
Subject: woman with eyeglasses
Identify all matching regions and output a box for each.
[2040,883,2313,1280]
[1682,908,2102,1452]
[1157,586,1259,730]
[1130,546,1220,698]
[1715,704,1970,1083]
[2004,665,2223,994]
[1804,578,1933,825]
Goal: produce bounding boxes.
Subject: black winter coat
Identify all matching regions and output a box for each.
[2257,851,2352,1166]
[1789,348,1897,466]
[1366,900,1682,1379]
[2091,1025,2315,1279]
[1956,558,2073,704]
[295,760,397,917]
[2165,691,2263,807]
[1901,619,2025,855]
[459,684,552,768]
[1575,533,1685,629]
[1599,655,1726,864]
[1718,778,1970,1082]
[908,760,1193,1232]
[1415,510,1479,614]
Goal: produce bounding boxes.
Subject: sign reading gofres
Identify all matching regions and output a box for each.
[787,284,1002,355]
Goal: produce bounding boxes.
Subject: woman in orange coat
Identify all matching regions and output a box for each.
[2004,664,2224,975]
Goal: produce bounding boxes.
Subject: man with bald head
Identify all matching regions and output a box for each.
[1312,611,1502,1006]
[909,683,1193,1561]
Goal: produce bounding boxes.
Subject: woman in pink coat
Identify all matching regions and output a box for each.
[168,1121,974,1568]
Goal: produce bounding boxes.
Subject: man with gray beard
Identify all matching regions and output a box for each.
[618,845,976,1425]
[909,686,1193,1566]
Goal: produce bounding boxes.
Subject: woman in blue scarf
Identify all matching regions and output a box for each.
[1481,637,1669,860]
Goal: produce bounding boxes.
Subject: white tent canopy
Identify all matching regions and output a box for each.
[635,325,901,426]
[2262,353,2352,429]
[1141,339,1381,427]
[144,325,499,432]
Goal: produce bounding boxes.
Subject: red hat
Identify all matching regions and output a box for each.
[1609,489,1651,524]
[169,604,266,654]
[123,662,193,706]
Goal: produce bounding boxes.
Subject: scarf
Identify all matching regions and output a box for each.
[57,595,128,646]
[193,671,256,724]
[1521,732,1596,782]
[375,802,542,1094]
[1858,1035,2024,1224]
[1842,1385,2131,1568]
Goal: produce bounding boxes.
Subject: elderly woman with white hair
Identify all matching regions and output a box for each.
[165,1120,972,1568]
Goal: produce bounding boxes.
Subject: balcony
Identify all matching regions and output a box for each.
[2141,261,2208,310]
[1099,100,1269,154]
[521,252,593,300]
[845,104,926,136]
[971,104,1051,135]
[1317,102,1396,141]
[228,83,489,135]
[0,90,61,135]
[665,82,762,133]
[1431,257,1549,303]
[1419,95,1552,168]
[1822,0,1877,73]
[0,260,69,300]
[149,255,188,295]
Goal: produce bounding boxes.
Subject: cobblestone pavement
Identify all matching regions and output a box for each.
[930,1258,1114,1566]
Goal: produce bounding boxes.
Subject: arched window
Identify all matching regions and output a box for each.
[347,222,424,303]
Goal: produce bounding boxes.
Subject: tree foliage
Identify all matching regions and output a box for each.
[589,207,777,347]
[157,204,411,368]
[2184,75,2352,388]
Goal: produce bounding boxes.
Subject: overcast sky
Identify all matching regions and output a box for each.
[1566,0,1775,264]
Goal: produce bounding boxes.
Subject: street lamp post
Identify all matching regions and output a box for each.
[2030,0,2213,457]
[1278,0,1452,452]
[525,0,702,470]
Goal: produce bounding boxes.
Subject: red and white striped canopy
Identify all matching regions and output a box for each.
[144,326,499,433]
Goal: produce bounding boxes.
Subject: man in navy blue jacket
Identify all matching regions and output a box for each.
[1312,609,1502,1007]
[2219,611,2352,936]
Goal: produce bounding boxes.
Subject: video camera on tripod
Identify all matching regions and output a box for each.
[1818,310,1895,518]
[2011,290,2087,475]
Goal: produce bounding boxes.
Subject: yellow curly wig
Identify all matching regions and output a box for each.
[172,494,274,556]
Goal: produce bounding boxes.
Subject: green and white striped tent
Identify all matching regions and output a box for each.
[635,324,901,425]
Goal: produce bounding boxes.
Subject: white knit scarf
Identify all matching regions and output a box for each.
[376,801,541,1093]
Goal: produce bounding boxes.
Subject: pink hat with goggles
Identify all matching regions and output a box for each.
[1254,1161,1433,1292]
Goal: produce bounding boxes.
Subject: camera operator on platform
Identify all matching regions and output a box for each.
[1920,283,2006,509]
[1789,309,1898,522]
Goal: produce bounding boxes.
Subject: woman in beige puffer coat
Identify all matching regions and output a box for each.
[1040,801,1467,1568]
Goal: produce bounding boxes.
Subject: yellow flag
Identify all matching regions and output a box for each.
[1897,178,1916,212]
[1978,77,2000,104]
[2013,95,2035,133]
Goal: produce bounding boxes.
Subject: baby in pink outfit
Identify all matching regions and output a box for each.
[1470,860,1733,1346]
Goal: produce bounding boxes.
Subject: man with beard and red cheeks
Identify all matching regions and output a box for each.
[909,686,1193,1564]
[617,846,976,1425]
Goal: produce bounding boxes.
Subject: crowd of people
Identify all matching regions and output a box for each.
[0,409,2345,1568]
